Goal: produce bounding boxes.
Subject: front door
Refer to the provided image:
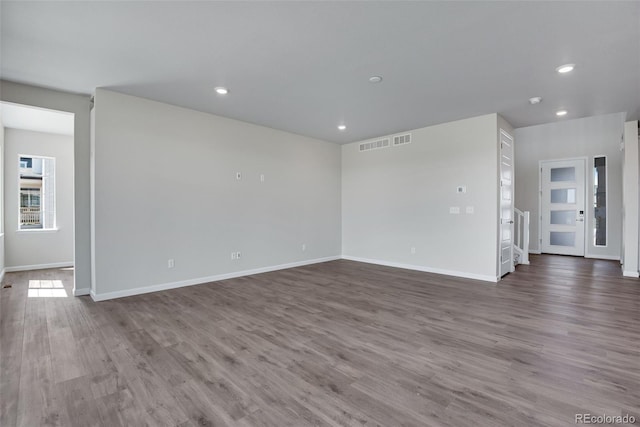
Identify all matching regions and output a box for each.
[540,159,586,256]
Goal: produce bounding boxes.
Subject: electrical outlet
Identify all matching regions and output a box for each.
[236,252,241,259]
[167,259,175,268]
[302,243,306,252]
[231,252,236,260]
[260,174,265,182]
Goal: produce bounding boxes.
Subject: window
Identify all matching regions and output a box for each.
[19,155,56,230]
[593,156,606,246]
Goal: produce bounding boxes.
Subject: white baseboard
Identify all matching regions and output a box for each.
[341,255,499,283]
[4,262,74,273]
[622,270,640,278]
[517,261,530,265]
[528,250,542,255]
[91,256,341,302]
[585,254,620,261]
[0,268,5,284]
[73,287,91,296]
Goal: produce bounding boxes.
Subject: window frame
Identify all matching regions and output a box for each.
[593,155,607,248]
[17,154,58,232]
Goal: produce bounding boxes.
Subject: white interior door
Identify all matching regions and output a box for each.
[540,159,586,256]
[499,130,514,277]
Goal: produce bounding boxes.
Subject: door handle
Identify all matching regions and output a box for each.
[508,220,514,224]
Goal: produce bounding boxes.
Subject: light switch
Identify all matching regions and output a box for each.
[449,207,460,214]
[466,206,474,214]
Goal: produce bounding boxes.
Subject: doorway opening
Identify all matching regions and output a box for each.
[1,102,75,292]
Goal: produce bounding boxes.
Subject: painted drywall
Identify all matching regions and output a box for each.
[92,89,341,298]
[3,129,74,269]
[514,113,625,258]
[622,120,639,276]
[342,114,500,281]
[0,81,91,292]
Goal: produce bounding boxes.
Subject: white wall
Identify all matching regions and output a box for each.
[3,129,74,269]
[0,81,91,294]
[91,89,341,299]
[514,113,625,259]
[622,120,639,277]
[342,114,501,281]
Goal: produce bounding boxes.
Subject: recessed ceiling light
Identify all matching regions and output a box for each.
[337,124,347,131]
[556,64,575,74]
[529,97,542,105]
[214,87,229,95]
[556,110,568,116]
[368,76,383,83]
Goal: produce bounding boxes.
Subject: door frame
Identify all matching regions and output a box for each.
[0,82,90,297]
[538,157,588,256]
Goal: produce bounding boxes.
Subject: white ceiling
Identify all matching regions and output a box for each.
[1,102,74,136]
[1,1,638,144]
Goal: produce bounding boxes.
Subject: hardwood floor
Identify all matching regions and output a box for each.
[1,255,639,426]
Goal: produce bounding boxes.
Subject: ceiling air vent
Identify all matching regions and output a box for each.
[359,138,390,152]
[393,133,412,146]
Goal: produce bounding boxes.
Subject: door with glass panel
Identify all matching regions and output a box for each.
[540,159,586,256]
[499,130,514,277]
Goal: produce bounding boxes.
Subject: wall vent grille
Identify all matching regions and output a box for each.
[359,138,390,152]
[393,133,412,146]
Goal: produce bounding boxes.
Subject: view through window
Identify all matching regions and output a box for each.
[19,155,56,230]
[593,156,606,246]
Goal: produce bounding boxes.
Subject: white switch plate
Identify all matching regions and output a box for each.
[466,206,474,214]
[449,207,460,214]
[411,247,416,254]
[167,259,175,268]
[260,174,265,182]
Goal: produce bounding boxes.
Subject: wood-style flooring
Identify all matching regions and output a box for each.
[1,255,639,426]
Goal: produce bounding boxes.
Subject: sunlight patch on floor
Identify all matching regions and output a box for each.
[28,280,68,298]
